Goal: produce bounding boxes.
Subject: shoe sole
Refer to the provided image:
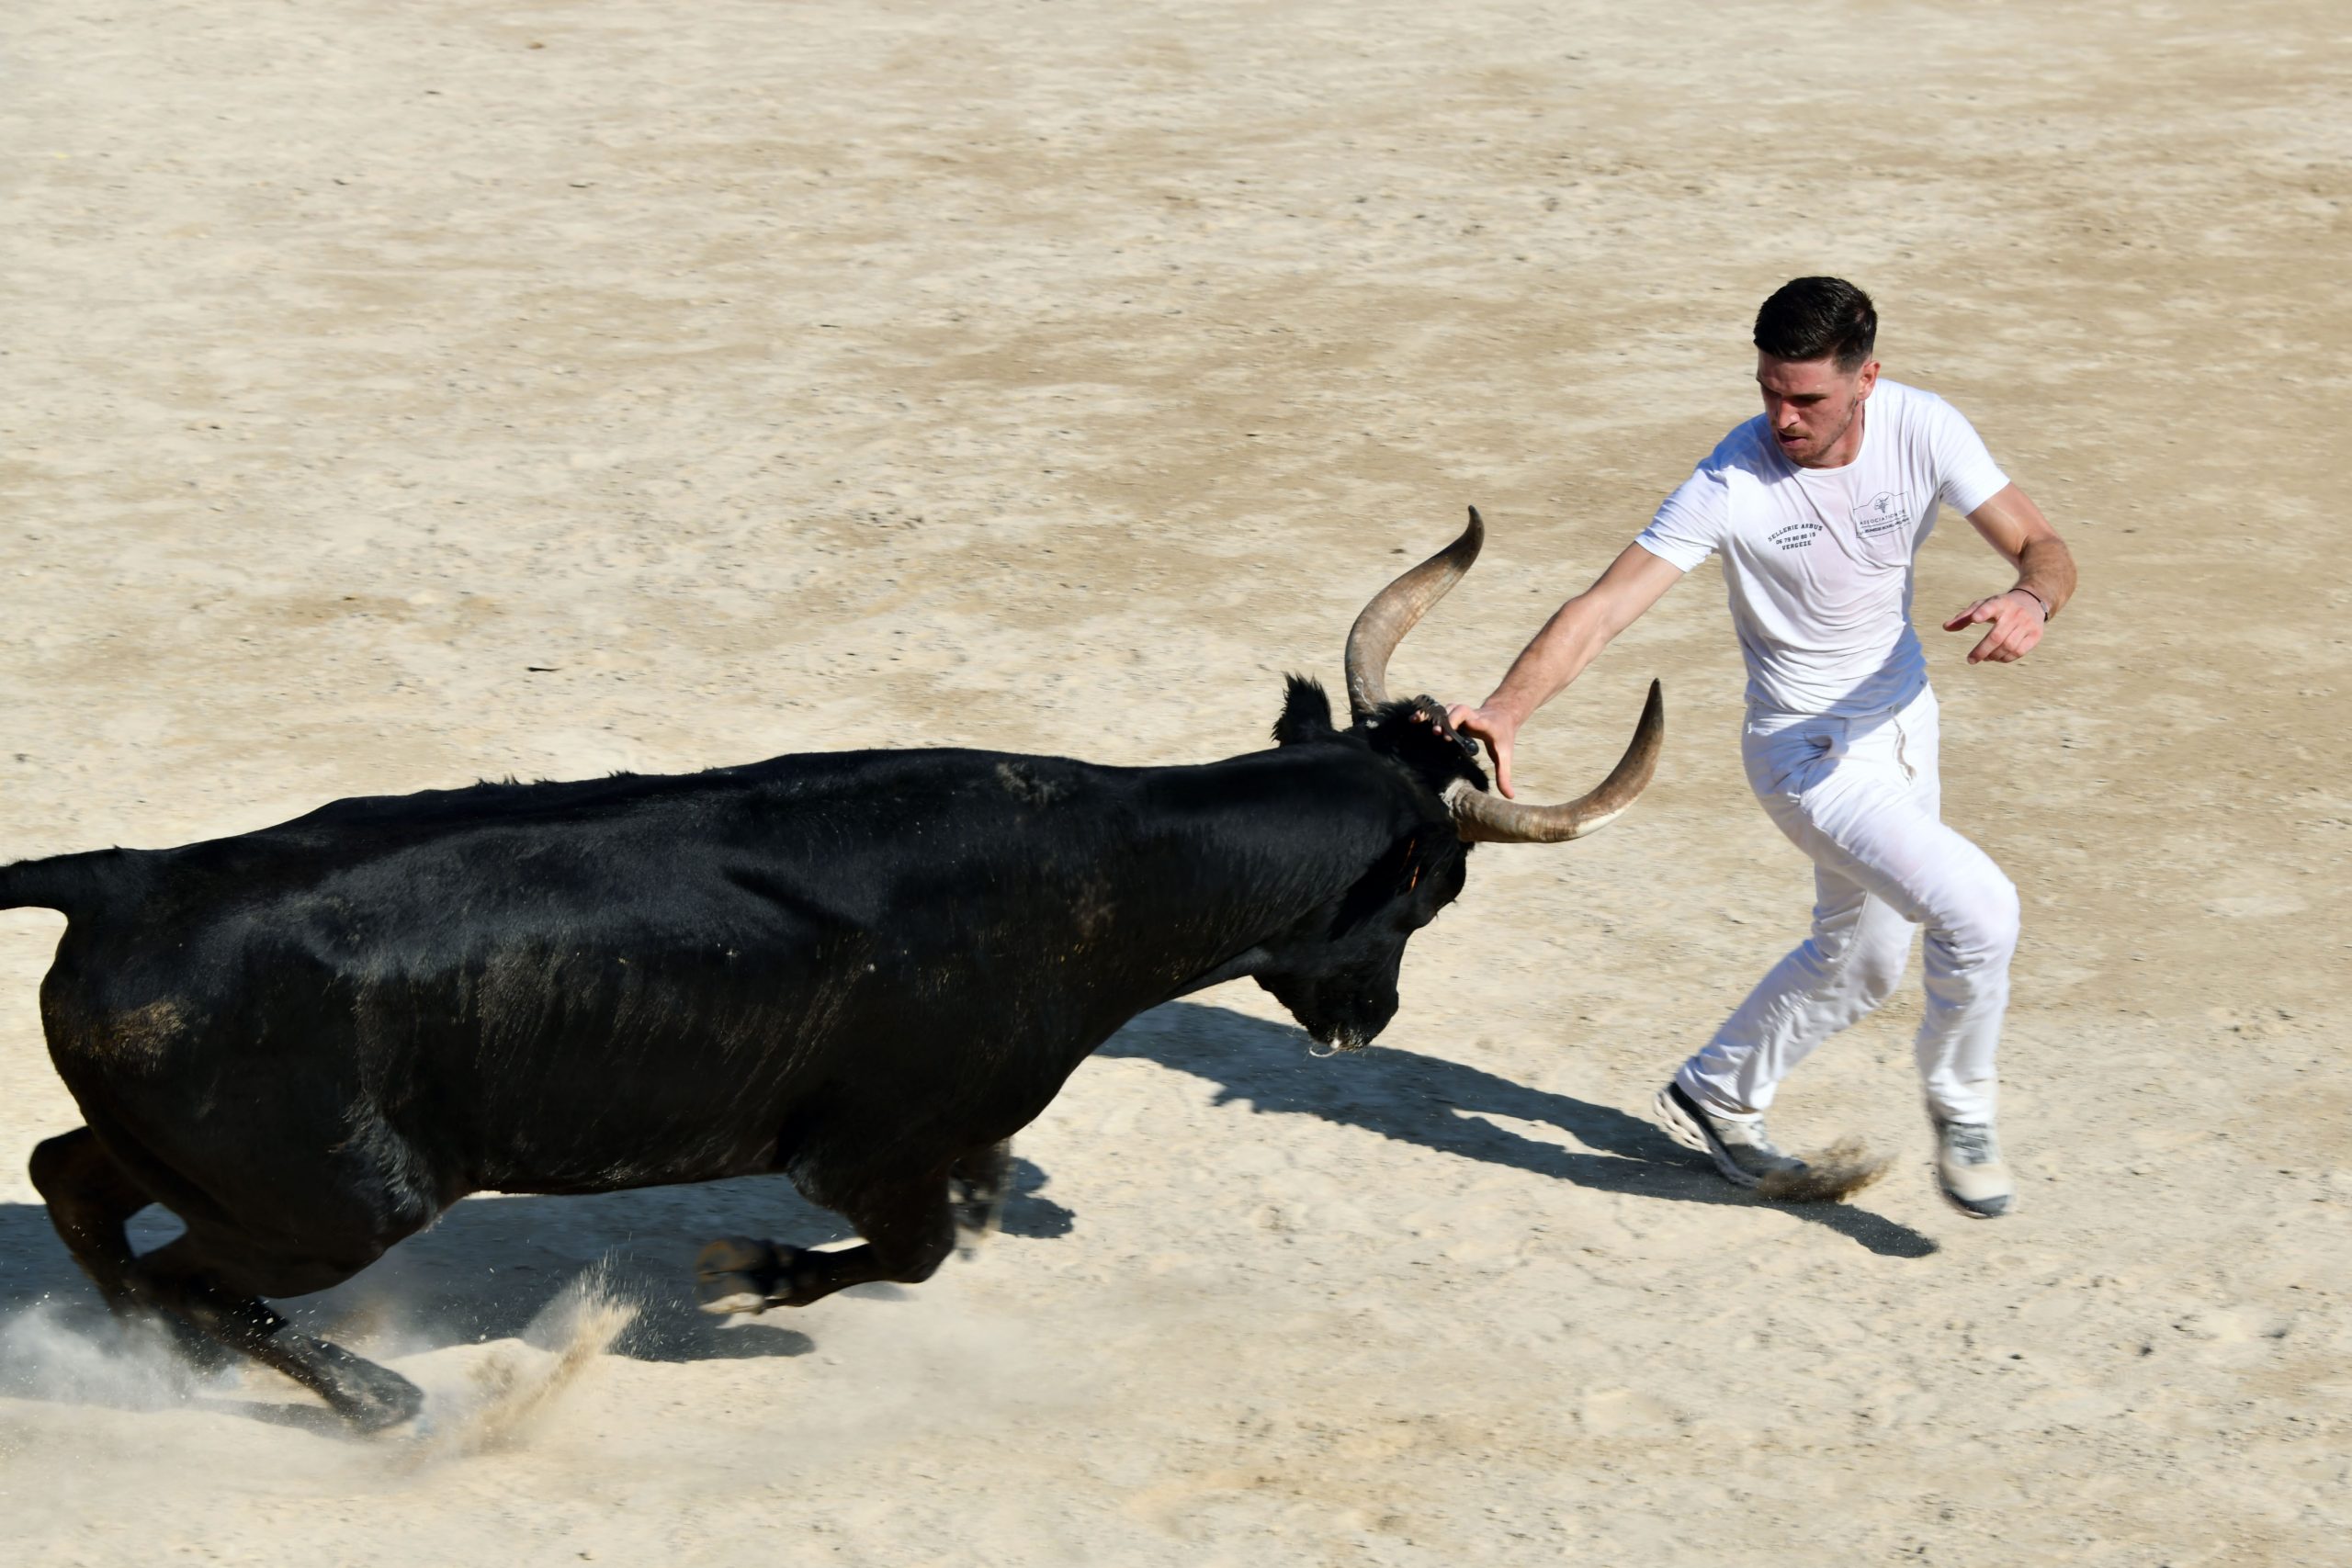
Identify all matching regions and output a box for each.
[1652,1084,1761,1190]
[1935,1179,2013,1219]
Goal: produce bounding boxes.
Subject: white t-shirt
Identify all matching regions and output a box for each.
[1634,378,2010,719]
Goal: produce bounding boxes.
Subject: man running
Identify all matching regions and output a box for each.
[1447,276,2075,1218]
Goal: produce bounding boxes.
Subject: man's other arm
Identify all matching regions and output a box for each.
[1942,483,2077,665]
[1445,542,1684,798]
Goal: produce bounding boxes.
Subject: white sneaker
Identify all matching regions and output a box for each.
[1653,1081,1808,1190]
[1932,1118,2013,1218]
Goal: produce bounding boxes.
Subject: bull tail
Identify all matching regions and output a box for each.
[0,848,143,919]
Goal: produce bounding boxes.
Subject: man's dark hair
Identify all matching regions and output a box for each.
[1754,276,1877,370]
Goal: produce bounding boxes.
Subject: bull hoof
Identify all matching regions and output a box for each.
[695,1236,793,1316]
[310,1339,425,1434]
[950,1141,1015,1251]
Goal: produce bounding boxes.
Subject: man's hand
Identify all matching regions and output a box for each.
[1444,703,1522,798]
[1953,484,2073,667]
[1941,589,2046,664]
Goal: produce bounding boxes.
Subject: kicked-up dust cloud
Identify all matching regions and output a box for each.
[0,1300,237,1414]
[397,1265,639,1465]
[1756,1138,1893,1203]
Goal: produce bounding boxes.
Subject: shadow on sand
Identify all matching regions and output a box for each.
[1104,1001,1939,1259]
[0,997,1925,1426]
[0,1155,1075,1412]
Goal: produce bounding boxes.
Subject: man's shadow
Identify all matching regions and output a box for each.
[1102,1001,1938,1258]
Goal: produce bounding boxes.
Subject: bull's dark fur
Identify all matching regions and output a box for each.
[2,682,1488,1427]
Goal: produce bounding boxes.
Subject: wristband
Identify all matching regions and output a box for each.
[2015,586,2053,623]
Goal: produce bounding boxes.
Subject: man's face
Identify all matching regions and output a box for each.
[1757,352,1879,468]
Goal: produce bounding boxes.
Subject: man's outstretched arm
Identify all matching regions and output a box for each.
[1944,483,2077,665]
[1446,542,1683,797]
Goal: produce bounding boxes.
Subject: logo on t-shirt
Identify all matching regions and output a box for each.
[1851,491,1912,537]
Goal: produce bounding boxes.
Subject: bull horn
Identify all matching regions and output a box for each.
[1343,506,1485,723]
[1442,679,1665,843]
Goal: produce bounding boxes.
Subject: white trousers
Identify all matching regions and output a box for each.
[1673,685,2018,1126]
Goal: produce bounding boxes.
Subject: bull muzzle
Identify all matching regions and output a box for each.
[1342,507,1666,844]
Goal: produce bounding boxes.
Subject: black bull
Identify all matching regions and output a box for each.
[0,513,1661,1429]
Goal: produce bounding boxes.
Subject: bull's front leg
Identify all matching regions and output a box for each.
[694,1236,796,1314]
[948,1138,1014,1252]
[695,1172,957,1315]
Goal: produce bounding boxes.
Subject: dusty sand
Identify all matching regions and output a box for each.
[1,1,2346,1562]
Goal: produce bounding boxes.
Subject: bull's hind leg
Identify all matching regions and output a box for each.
[124,1236,423,1433]
[28,1127,151,1306]
[697,1169,957,1315]
[28,1127,224,1369]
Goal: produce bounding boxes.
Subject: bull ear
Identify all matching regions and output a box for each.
[1272,676,1337,746]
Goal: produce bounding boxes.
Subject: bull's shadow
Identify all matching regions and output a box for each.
[0,1156,1074,1396]
[1105,1000,1938,1258]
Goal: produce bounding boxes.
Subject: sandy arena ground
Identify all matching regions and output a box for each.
[2,2,2346,1562]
